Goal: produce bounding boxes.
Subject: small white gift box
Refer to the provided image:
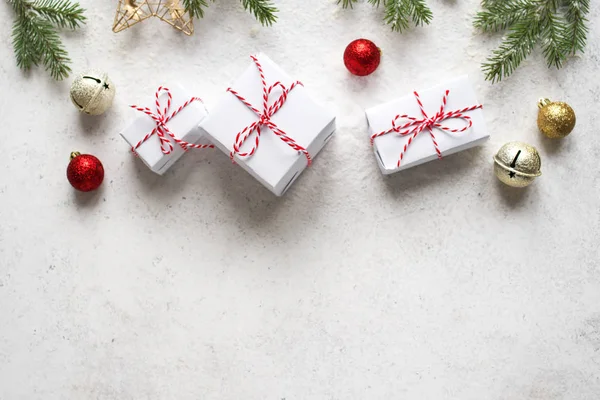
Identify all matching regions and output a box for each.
[120,84,211,175]
[199,54,336,196]
[366,76,488,175]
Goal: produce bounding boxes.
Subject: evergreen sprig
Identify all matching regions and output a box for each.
[474,0,589,82]
[240,0,277,26]
[182,0,210,19]
[183,0,277,26]
[338,0,433,32]
[8,0,86,80]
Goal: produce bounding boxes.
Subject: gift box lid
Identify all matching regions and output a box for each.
[366,75,488,173]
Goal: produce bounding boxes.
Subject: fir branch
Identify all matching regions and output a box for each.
[30,0,86,29]
[338,0,432,32]
[240,0,277,26]
[28,14,72,79]
[539,3,566,68]
[384,0,410,32]
[405,0,433,26]
[182,0,211,19]
[183,0,277,25]
[7,0,28,14]
[7,0,85,80]
[11,15,40,70]
[481,15,541,83]
[473,0,533,33]
[337,0,358,8]
[475,0,589,82]
[562,0,589,55]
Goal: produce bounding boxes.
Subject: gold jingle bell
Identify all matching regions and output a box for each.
[70,70,116,115]
[537,98,576,139]
[493,141,542,188]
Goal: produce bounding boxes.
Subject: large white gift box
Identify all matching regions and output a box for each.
[366,76,488,175]
[199,54,336,196]
[120,84,210,175]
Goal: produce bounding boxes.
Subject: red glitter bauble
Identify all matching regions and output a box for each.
[343,39,381,76]
[66,152,104,192]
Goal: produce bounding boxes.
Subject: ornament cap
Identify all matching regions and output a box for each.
[538,98,552,109]
[70,151,81,160]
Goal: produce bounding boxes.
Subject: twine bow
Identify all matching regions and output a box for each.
[130,86,213,155]
[370,90,483,168]
[226,55,312,166]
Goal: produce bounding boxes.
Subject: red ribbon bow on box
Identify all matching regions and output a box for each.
[226,56,312,166]
[130,86,213,155]
[370,90,483,168]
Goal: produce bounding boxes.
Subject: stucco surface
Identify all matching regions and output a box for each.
[0,0,599,398]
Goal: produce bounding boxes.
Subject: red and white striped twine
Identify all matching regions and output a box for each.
[370,90,482,168]
[130,86,214,155]
[226,55,312,166]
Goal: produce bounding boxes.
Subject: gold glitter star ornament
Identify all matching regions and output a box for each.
[113,0,194,35]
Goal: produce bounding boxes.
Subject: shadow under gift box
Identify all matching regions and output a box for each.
[366,76,489,175]
[199,54,336,196]
[120,84,210,175]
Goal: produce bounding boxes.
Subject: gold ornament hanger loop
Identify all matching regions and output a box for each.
[537,98,552,109]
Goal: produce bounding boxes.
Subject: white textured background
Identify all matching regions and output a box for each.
[1,0,599,398]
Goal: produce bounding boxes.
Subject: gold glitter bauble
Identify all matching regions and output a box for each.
[537,98,576,139]
[493,141,542,188]
[70,71,115,115]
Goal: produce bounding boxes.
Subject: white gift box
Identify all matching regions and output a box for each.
[120,84,209,175]
[366,76,488,175]
[199,54,336,196]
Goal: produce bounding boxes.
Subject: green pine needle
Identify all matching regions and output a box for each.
[563,0,589,55]
[31,0,86,29]
[539,7,567,69]
[183,0,277,25]
[182,0,211,19]
[482,17,540,83]
[338,0,433,32]
[240,0,278,26]
[473,0,534,33]
[28,15,72,79]
[404,0,433,27]
[8,0,86,80]
[7,0,27,14]
[383,0,410,32]
[11,16,39,70]
[338,0,358,8]
[475,0,589,82]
